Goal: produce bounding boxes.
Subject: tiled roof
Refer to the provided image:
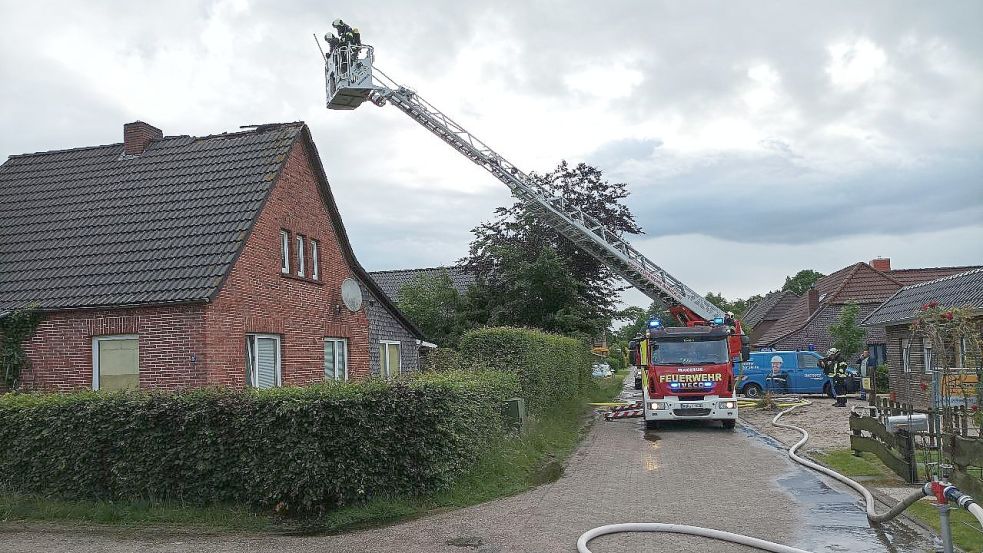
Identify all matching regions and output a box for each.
[0,124,302,311]
[742,290,797,328]
[0,122,425,340]
[863,268,983,327]
[368,266,475,303]
[887,266,982,286]
[754,261,981,347]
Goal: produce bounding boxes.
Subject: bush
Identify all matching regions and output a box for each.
[457,327,592,412]
[422,348,462,372]
[0,371,518,513]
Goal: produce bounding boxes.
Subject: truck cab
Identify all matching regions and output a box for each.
[636,323,747,430]
[735,350,859,397]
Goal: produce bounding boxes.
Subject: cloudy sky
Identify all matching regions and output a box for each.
[1,0,981,305]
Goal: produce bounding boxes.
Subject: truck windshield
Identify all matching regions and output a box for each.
[651,339,729,365]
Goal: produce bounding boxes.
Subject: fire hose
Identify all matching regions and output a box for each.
[577,401,983,553]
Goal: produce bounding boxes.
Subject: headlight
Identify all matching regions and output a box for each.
[719,401,736,409]
[649,402,669,410]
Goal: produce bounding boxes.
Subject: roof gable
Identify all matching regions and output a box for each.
[0,124,302,311]
[368,266,476,303]
[742,290,797,328]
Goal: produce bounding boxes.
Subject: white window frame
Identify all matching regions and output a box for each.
[296,235,306,277]
[280,230,290,274]
[380,340,402,379]
[901,338,911,373]
[959,337,967,368]
[246,334,282,388]
[92,334,139,391]
[923,340,933,375]
[311,239,320,281]
[324,337,348,381]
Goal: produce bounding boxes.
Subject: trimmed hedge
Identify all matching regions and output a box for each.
[0,370,518,513]
[458,327,592,412]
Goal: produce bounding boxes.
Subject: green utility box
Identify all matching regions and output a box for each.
[502,397,527,432]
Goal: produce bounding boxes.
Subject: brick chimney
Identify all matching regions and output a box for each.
[870,257,891,272]
[123,121,162,156]
[807,287,819,314]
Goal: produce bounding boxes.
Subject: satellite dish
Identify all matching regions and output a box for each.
[341,278,363,311]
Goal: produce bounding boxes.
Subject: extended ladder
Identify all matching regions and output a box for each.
[324,45,723,322]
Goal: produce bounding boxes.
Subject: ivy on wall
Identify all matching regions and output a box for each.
[0,304,43,390]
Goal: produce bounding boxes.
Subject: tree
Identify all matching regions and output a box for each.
[782,269,824,295]
[464,160,642,336]
[397,272,469,348]
[704,292,752,316]
[471,247,605,336]
[829,302,865,360]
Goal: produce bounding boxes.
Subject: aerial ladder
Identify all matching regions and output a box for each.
[322,43,724,325]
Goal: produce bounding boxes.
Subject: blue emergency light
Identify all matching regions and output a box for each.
[712,316,725,325]
[648,318,662,328]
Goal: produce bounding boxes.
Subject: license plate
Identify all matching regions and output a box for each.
[681,403,705,409]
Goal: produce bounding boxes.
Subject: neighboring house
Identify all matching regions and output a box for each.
[741,290,799,345]
[753,258,979,368]
[368,266,476,301]
[862,268,983,409]
[365,266,474,372]
[0,121,424,392]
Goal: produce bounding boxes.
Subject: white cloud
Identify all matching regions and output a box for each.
[826,37,888,90]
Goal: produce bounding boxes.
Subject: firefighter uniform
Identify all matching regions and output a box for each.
[819,348,849,407]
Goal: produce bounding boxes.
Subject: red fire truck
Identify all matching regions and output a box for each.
[629,307,749,430]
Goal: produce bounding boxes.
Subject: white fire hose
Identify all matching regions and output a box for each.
[577,401,983,553]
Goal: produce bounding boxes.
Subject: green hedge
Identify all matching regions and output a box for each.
[458,327,592,412]
[0,371,518,513]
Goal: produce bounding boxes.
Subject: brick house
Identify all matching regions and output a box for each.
[862,268,983,409]
[0,121,424,392]
[741,290,798,346]
[753,258,979,367]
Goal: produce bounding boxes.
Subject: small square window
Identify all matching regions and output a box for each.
[93,335,139,391]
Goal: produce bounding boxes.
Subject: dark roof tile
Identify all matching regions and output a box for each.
[863,268,983,326]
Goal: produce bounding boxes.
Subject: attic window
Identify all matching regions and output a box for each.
[311,240,320,281]
[296,235,306,277]
[818,293,828,302]
[280,231,290,274]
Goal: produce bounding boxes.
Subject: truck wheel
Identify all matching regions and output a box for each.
[645,420,660,431]
[722,419,736,430]
[743,383,762,398]
[823,382,834,398]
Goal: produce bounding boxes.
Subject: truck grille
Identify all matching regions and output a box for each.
[673,408,711,417]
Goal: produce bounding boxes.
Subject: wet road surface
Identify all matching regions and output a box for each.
[0,374,936,552]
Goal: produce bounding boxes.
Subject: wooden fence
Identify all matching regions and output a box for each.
[849,414,918,482]
[949,434,983,500]
[850,400,983,487]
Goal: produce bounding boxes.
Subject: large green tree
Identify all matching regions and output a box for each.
[396,272,470,348]
[782,269,824,295]
[464,161,642,337]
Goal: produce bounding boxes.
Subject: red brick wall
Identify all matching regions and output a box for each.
[203,139,370,387]
[17,304,206,392]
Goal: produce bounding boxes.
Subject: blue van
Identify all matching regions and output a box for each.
[735,350,859,397]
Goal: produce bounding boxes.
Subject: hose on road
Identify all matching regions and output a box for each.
[576,401,983,552]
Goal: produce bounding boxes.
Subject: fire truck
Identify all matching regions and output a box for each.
[629,310,749,430]
[321,40,749,427]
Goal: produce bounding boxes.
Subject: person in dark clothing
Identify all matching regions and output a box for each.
[819,348,849,407]
[333,19,353,42]
[351,27,362,46]
[324,33,341,57]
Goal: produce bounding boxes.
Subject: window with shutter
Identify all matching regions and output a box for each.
[324,338,348,381]
[246,334,281,388]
